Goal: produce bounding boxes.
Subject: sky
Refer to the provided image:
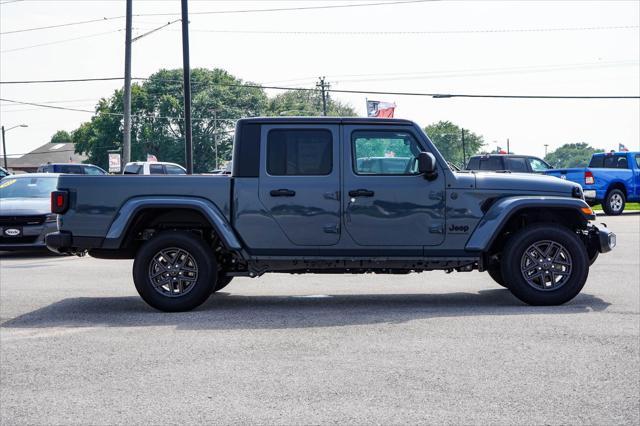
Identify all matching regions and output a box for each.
[1,0,639,160]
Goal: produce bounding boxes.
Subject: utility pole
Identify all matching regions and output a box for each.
[122,0,133,165]
[213,110,218,170]
[317,77,329,116]
[181,0,193,174]
[544,144,549,157]
[461,128,466,167]
[506,138,510,154]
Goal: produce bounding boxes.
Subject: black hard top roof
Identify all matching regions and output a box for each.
[238,117,415,125]
[469,154,542,159]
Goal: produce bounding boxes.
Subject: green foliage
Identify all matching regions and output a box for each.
[266,90,357,117]
[544,143,604,168]
[71,68,268,172]
[49,130,72,144]
[67,69,357,172]
[423,121,484,167]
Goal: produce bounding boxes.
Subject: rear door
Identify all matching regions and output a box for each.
[342,125,446,247]
[258,124,341,246]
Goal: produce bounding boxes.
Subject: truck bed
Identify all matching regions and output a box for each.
[56,175,232,238]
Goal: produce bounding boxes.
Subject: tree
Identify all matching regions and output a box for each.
[50,130,72,144]
[423,121,484,167]
[70,68,268,172]
[266,89,356,116]
[544,143,604,168]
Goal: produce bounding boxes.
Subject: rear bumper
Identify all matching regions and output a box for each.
[587,223,616,254]
[45,231,102,255]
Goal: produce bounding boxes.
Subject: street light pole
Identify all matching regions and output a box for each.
[1,124,28,169]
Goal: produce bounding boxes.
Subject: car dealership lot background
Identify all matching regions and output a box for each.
[1,215,638,425]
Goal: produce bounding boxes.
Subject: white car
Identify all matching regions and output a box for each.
[122,162,186,175]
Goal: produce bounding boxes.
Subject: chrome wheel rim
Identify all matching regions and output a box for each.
[610,193,623,211]
[520,240,572,291]
[148,247,199,297]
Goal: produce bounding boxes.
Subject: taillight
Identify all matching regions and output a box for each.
[585,171,595,185]
[51,190,69,214]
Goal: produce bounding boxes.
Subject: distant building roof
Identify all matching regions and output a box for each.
[7,142,87,172]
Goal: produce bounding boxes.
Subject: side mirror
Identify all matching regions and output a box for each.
[418,152,437,179]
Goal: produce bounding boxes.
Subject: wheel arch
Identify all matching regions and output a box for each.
[102,196,244,253]
[606,181,627,198]
[466,196,593,256]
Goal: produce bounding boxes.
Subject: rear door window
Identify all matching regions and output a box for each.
[149,164,165,175]
[506,157,528,172]
[479,157,503,170]
[267,129,333,175]
[123,164,142,174]
[58,165,83,174]
[602,155,629,169]
[466,158,479,170]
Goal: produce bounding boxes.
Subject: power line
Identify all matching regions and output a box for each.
[0,29,124,53]
[1,16,125,35]
[1,79,638,99]
[182,25,640,35]
[0,0,434,34]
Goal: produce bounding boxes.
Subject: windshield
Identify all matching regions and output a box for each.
[0,177,57,199]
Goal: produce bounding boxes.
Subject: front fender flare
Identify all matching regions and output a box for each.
[465,196,593,252]
[102,196,243,251]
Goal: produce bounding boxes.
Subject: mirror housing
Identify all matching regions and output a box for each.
[418,152,437,180]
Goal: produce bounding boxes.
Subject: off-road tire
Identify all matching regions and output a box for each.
[487,265,508,288]
[133,231,217,312]
[501,223,589,306]
[603,189,625,216]
[213,274,233,292]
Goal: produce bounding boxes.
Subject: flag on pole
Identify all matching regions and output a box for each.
[147,154,158,162]
[618,143,629,152]
[366,100,396,118]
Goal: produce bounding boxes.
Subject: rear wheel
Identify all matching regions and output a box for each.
[213,274,233,292]
[603,189,625,215]
[133,231,216,312]
[501,224,589,306]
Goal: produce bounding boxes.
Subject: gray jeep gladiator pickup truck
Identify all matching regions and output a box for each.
[46,117,616,312]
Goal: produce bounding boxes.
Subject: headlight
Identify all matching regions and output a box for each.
[45,213,58,223]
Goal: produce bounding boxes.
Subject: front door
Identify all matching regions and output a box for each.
[342,126,446,247]
[258,125,341,246]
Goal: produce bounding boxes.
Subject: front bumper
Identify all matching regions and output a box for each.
[0,222,57,251]
[587,222,616,254]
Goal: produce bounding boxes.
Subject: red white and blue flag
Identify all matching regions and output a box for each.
[367,100,396,118]
[618,143,629,152]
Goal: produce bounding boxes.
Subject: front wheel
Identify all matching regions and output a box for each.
[487,265,508,288]
[133,231,217,312]
[603,189,625,215]
[501,224,589,306]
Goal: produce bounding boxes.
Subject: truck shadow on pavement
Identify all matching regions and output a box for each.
[1,289,610,331]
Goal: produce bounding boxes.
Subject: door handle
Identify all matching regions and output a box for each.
[270,188,296,197]
[348,189,375,197]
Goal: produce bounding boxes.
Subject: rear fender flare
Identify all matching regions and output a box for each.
[465,196,593,252]
[103,196,243,251]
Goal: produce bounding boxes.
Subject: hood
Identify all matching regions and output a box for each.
[0,198,51,216]
[474,172,579,195]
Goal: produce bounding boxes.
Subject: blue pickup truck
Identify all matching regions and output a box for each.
[545,151,640,215]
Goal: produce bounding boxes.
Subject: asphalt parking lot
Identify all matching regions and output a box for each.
[1,214,638,425]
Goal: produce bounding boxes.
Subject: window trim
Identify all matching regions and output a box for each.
[265,128,334,177]
[350,130,425,177]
